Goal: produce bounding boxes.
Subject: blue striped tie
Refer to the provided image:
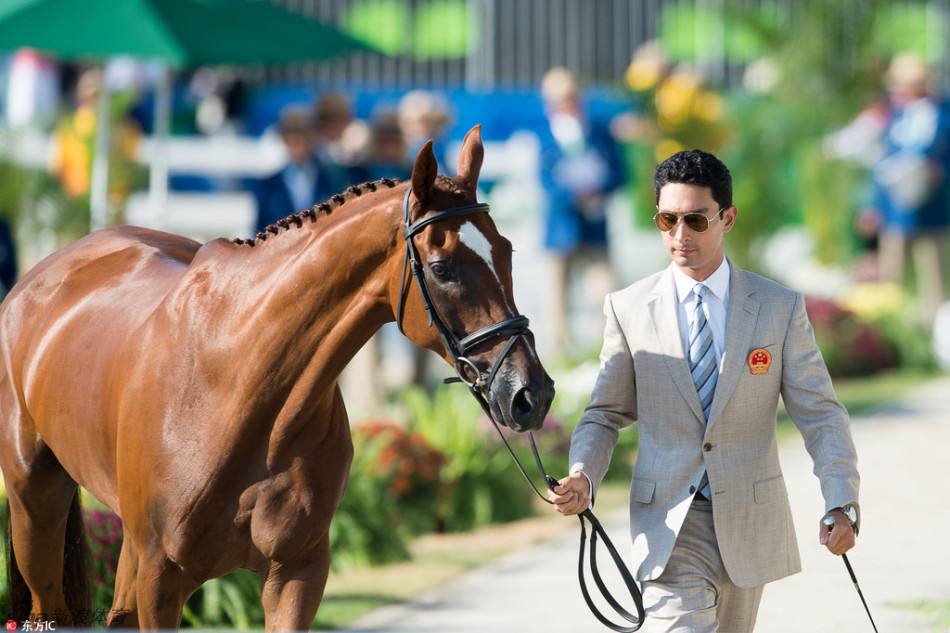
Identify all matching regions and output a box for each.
[689,284,716,499]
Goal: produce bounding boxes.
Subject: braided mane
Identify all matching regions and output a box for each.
[232,177,401,246]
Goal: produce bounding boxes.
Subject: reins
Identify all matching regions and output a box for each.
[396,186,645,632]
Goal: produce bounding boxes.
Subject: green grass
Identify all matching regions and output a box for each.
[893,599,950,631]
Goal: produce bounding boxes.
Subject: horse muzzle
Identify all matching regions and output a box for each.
[492,368,555,432]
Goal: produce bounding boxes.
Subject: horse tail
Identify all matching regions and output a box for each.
[5,497,31,622]
[62,492,91,626]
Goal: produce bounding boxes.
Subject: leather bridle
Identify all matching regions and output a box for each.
[395,185,645,632]
[395,186,531,396]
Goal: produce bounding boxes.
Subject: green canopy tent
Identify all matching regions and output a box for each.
[0,0,376,230]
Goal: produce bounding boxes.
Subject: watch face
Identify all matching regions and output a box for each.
[843,505,857,524]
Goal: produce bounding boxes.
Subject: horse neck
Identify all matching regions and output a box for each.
[205,188,404,411]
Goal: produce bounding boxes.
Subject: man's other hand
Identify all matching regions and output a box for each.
[548,471,591,516]
[819,510,856,556]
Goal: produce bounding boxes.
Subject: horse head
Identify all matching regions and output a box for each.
[393,125,555,432]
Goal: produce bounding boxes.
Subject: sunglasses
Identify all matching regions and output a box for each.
[653,208,725,233]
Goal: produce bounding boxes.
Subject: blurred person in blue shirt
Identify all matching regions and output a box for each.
[253,106,337,234]
[539,67,626,347]
[398,90,451,172]
[861,53,950,326]
[312,93,368,189]
[363,110,411,182]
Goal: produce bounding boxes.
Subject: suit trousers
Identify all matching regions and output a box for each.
[641,498,764,633]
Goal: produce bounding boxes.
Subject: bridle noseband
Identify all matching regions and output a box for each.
[395,186,531,395]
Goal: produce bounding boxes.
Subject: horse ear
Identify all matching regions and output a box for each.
[456,124,483,193]
[411,140,438,210]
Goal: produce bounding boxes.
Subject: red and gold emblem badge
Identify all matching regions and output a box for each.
[748,348,772,375]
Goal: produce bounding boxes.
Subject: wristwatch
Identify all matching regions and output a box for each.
[828,503,859,534]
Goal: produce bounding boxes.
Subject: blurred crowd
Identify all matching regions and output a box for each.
[2,45,950,359]
[252,90,451,235]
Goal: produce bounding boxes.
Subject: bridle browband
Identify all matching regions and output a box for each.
[395,185,645,632]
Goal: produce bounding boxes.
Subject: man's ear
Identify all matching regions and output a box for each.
[722,206,738,233]
[456,124,483,194]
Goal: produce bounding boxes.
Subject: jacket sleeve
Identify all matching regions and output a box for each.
[781,293,861,521]
[568,292,637,499]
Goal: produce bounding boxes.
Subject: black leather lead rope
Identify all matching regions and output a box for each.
[475,393,645,632]
[579,508,645,632]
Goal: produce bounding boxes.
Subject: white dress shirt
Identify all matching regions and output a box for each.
[672,257,731,373]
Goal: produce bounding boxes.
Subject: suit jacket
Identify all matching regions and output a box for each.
[568,263,860,588]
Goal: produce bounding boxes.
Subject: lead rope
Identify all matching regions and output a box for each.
[448,377,645,632]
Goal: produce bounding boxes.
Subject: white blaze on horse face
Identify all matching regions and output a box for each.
[457,221,513,310]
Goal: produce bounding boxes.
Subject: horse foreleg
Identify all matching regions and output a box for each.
[105,534,138,628]
[260,537,331,633]
[134,551,196,630]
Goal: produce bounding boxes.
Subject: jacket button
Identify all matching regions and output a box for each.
[689,485,696,494]
[703,442,713,451]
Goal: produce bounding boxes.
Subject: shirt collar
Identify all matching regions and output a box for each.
[672,257,731,305]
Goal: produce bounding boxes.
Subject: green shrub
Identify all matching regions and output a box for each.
[84,509,122,620]
[841,282,937,372]
[805,296,897,377]
[182,570,264,629]
[329,431,415,570]
[349,420,446,535]
[402,386,536,532]
[0,157,90,240]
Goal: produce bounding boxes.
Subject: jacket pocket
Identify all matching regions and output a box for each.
[753,474,786,504]
[631,478,656,504]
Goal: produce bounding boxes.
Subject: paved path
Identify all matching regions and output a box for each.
[340,376,950,633]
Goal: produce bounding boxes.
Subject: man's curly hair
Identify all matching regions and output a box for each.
[654,149,733,210]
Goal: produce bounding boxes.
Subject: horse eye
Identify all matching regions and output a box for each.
[429,262,451,279]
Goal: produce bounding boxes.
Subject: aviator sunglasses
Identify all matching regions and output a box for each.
[653,207,725,233]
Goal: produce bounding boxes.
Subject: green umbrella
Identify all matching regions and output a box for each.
[0,0,376,229]
[0,0,373,67]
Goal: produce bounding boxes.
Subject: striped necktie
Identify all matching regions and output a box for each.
[689,284,716,499]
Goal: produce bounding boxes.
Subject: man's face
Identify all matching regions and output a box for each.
[656,182,736,280]
[888,81,927,107]
[282,130,314,165]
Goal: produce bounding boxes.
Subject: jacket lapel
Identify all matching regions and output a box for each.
[647,266,705,424]
[706,266,759,431]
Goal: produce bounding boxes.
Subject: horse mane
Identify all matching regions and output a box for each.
[232,174,471,247]
[231,177,402,246]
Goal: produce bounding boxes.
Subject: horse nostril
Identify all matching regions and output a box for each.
[512,387,535,421]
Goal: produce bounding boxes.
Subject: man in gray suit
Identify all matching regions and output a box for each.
[550,150,860,632]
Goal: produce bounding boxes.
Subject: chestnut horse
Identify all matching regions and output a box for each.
[0,126,554,630]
